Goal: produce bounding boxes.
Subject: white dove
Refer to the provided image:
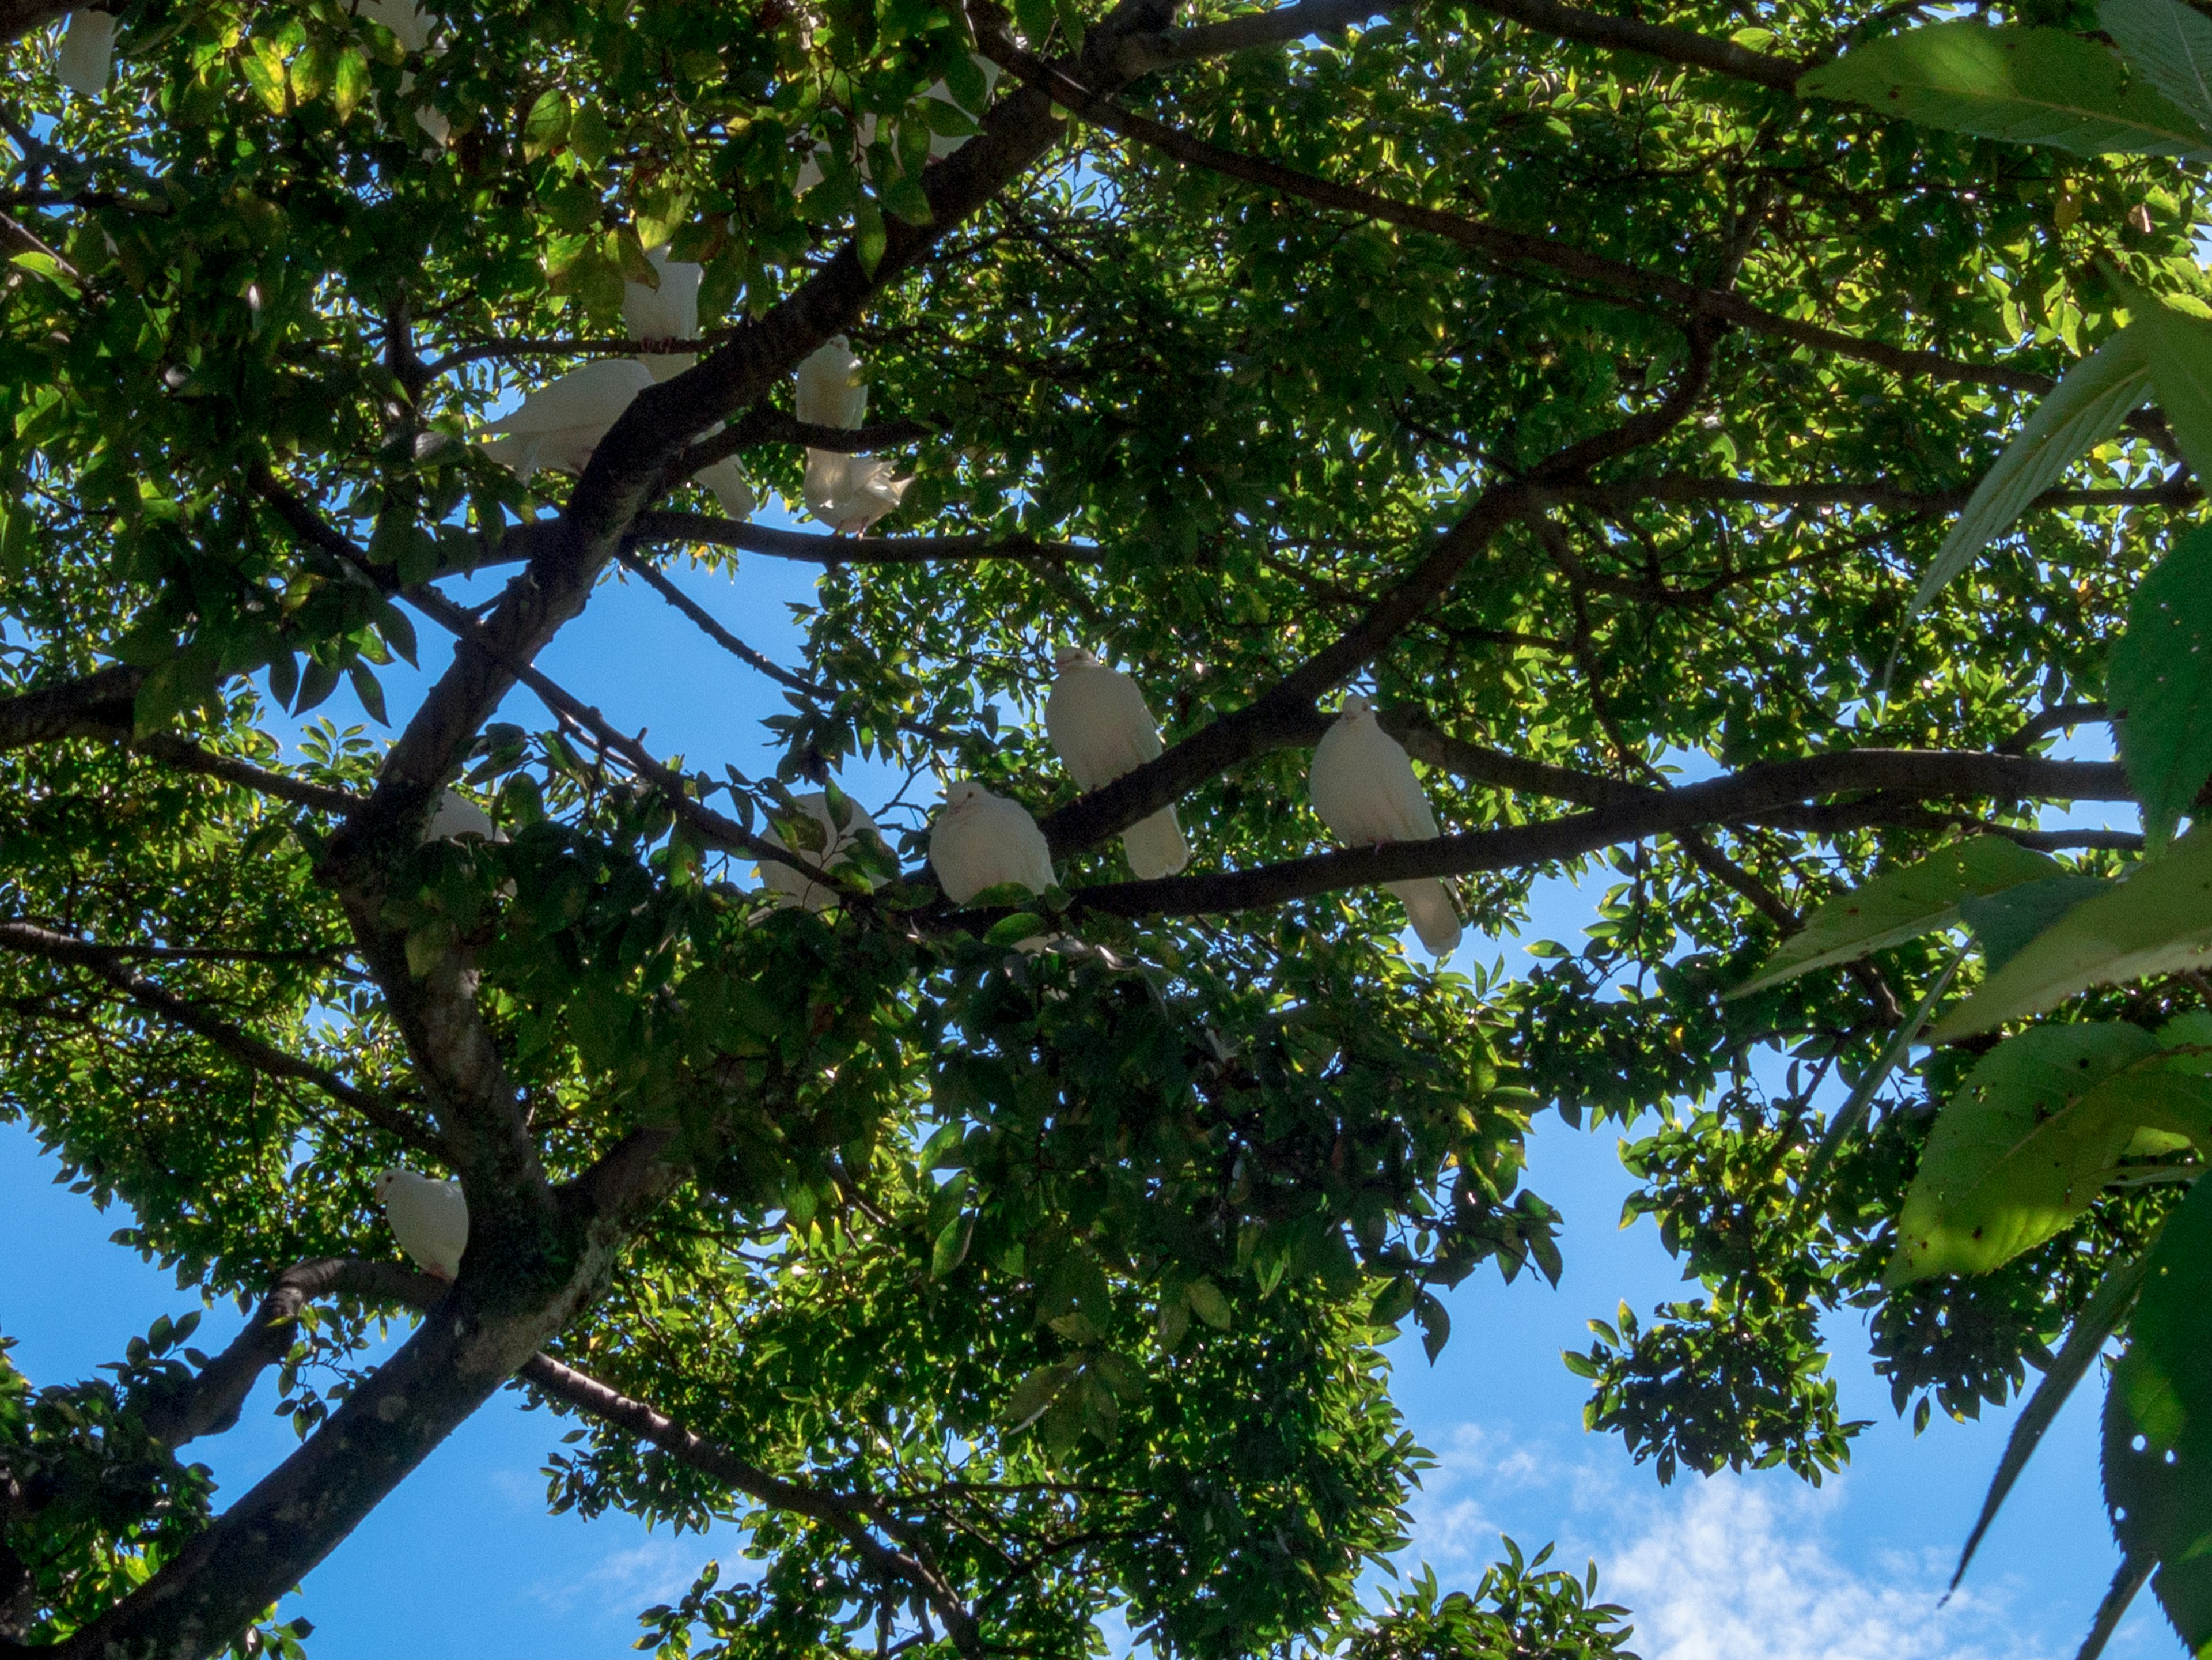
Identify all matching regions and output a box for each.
[350,0,448,140]
[1308,693,1461,956]
[757,791,888,912]
[1045,646,1190,879]
[929,780,1055,904]
[478,357,654,480]
[56,9,115,93]
[794,338,911,534]
[423,787,501,843]
[374,1167,468,1279]
[623,246,702,383]
[694,455,756,521]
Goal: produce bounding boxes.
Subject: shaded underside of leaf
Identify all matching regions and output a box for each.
[1799,19,2212,156]
[2109,525,2212,848]
[2100,0,2212,140]
[1929,826,2212,1039]
[1734,835,2060,995]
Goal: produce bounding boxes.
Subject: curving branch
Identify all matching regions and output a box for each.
[0,917,442,1158]
[0,0,71,44]
[626,511,1086,565]
[1456,0,1808,91]
[521,1356,984,1657]
[0,663,143,745]
[1054,748,2135,921]
[1116,0,1398,69]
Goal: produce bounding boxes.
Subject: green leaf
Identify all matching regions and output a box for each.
[1885,1023,2162,1284]
[984,912,1047,947]
[1905,326,2153,622]
[347,661,389,725]
[2099,0,2212,139]
[2109,527,2212,848]
[332,48,371,120]
[930,1212,974,1276]
[1001,1360,1078,1434]
[2134,300,2212,490]
[1957,874,2116,969]
[1927,826,2212,1039]
[854,194,887,277]
[1732,835,2061,995]
[1798,946,1966,1198]
[1185,1276,1231,1330]
[1953,1246,2150,1589]
[2107,1174,2212,1647]
[523,89,571,161]
[241,40,290,115]
[1796,20,2212,157]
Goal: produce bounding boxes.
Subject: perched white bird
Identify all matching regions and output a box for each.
[1045,646,1189,879]
[56,9,115,93]
[795,337,867,428]
[929,781,1055,904]
[756,792,888,912]
[1308,693,1461,956]
[478,357,654,480]
[793,338,909,533]
[623,246,702,383]
[802,451,910,535]
[921,55,1002,157]
[423,787,499,843]
[694,455,756,521]
[374,1167,469,1280]
[356,0,431,51]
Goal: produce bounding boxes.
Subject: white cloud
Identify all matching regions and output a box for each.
[1604,1477,2045,1660]
[1403,1429,2052,1660]
[528,1533,720,1620]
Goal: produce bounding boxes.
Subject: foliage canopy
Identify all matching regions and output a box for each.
[4,0,2212,1653]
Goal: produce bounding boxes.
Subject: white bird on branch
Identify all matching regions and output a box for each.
[757,791,889,912]
[423,788,499,843]
[623,245,702,383]
[1308,693,1462,956]
[56,10,115,93]
[374,1167,468,1279]
[477,357,654,481]
[793,59,1001,188]
[794,336,910,535]
[1045,646,1190,879]
[929,780,1055,904]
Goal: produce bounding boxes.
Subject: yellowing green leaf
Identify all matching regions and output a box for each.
[2109,527,2212,847]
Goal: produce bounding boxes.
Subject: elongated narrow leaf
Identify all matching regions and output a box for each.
[1887,1024,2161,1284]
[1800,947,1965,1200]
[1733,836,2060,996]
[2100,0,2212,140]
[2109,527,2212,848]
[1958,874,2116,969]
[1929,825,2212,1039]
[1955,1247,2150,1590]
[2106,1175,2212,1649]
[1798,20,2212,156]
[2134,301,2212,489]
[1907,327,2154,621]
[2072,1557,2153,1660]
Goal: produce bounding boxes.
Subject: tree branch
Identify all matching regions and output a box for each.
[1116,0,1398,70]
[1050,748,2134,920]
[0,917,442,1158]
[520,1355,984,1657]
[625,511,1085,565]
[1456,0,1808,91]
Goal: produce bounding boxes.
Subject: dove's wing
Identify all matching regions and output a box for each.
[796,341,867,428]
[483,360,653,436]
[57,9,116,92]
[980,797,1056,894]
[695,457,755,520]
[385,1174,469,1277]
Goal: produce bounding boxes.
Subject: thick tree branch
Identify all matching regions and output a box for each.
[1041,316,1722,855]
[139,1260,441,1449]
[0,917,440,1156]
[625,511,1085,565]
[1056,748,2134,920]
[0,0,71,44]
[1116,0,1397,69]
[0,664,143,745]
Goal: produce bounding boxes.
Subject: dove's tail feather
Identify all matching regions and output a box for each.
[1388,879,1463,957]
[1122,807,1191,880]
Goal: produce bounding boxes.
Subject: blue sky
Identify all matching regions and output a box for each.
[0,490,2175,1659]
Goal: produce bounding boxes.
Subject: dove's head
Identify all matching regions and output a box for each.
[1338,693,1374,720]
[374,1168,410,1200]
[1054,646,1100,672]
[944,780,987,811]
